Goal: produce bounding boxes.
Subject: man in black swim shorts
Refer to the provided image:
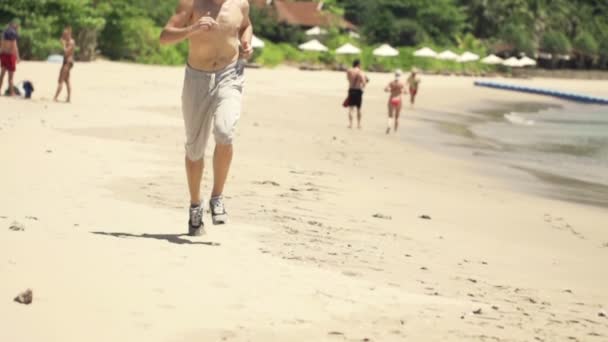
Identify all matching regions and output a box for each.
[345,59,367,129]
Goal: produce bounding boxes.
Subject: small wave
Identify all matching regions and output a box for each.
[505,112,535,126]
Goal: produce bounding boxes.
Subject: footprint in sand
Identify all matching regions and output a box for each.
[254,180,280,187]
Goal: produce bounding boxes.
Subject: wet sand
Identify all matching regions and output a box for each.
[1,61,607,341]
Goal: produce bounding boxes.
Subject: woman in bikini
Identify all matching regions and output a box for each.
[384,70,407,134]
[54,26,75,103]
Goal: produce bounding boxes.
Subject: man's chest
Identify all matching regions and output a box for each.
[192,0,243,32]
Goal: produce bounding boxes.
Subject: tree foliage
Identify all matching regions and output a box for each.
[1,0,607,69]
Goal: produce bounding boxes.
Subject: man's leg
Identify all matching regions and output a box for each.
[348,107,353,128]
[212,144,233,198]
[185,157,204,206]
[186,156,205,236]
[8,71,15,96]
[357,106,362,129]
[0,68,5,95]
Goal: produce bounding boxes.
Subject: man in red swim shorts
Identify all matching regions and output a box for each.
[0,18,20,97]
[384,69,407,134]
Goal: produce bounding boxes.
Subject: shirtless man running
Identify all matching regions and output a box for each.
[0,19,20,97]
[54,26,75,103]
[384,69,407,134]
[160,0,253,236]
[345,59,367,129]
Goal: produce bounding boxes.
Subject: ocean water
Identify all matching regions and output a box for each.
[410,102,608,207]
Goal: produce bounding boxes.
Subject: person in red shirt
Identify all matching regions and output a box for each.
[0,18,21,97]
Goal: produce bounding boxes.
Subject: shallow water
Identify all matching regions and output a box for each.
[409,101,608,208]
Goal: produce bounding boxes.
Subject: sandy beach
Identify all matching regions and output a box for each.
[1,61,607,341]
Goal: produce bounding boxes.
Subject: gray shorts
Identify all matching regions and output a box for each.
[181,60,245,161]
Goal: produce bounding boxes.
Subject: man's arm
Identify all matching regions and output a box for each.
[15,41,20,63]
[239,0,253,58]
[360,71,368,88]
[160,0,217,45]
[160,0,194,45]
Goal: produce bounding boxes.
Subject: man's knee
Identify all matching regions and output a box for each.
[213,118,237,145]
[185,142,206,162]
[214,128,234,145]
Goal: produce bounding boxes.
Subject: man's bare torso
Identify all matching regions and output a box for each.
[388,80,404,99]
[1,28,17,55]
[187,0,243,71]
[347,68,365,89]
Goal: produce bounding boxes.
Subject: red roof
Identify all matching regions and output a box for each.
[252,0,355,30]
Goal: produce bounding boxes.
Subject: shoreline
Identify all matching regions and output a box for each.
[1,61,607,341]
[407,100,608,209]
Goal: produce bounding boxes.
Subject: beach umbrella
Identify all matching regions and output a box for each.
[520,56,537,67]
[437,50,460,61]
[502,57,524,68]
[413,47,437,58]
[457,51,480,63]
[349,31,360,39]
[481,54,504,65]
[251,35,265,49]
[335,43,361,55]
[47,54,63,64]
[305,26,327,36]
[373,44,399,57]
[298,39,328,52]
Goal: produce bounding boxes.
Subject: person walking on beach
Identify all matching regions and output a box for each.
[160,0,253,236]
[54,26,75,103]
[0,19,21,97]
[345,59,367,129]
[384,69,406,134]
[407,68,421,107]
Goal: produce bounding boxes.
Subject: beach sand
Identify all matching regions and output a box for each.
[1,61,607,341]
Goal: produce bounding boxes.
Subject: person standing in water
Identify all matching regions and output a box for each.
[54,26,75,103]
[160,0,253,236]
[407,68,421,107]
[345,59,367,129]
[0,18,20,96]
[384,69,406,134]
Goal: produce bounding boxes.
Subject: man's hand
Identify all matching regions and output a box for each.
[190,12,218,34]
[240,40,253,59]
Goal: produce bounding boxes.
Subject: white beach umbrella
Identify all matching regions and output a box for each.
[298,39,328,52]
[502,57,524,68]
[373,44,399,57]
[519,56,537,67]
[413,47,437,58]
[251,35,265,49]
[335,43,361,55]
[305,26,327,36]
[481,54,504,65]
[437,50,460,61]
[457,51,480,63]
[349,31,361,39]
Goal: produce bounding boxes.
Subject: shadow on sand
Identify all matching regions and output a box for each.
[91,231,220,246]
